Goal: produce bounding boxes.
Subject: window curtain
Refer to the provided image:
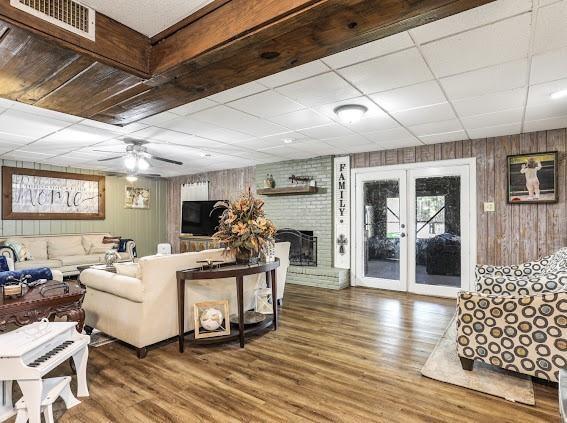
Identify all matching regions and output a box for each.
[181,181,209,202]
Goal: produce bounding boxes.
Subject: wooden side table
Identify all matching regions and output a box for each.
[0,281,85,332]
[176,259,280,352]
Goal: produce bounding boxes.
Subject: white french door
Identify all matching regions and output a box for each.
[352,159,476,298]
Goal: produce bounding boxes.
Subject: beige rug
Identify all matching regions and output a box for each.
[421,316,535,405]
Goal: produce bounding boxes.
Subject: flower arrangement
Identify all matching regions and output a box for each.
[213,189,277,264]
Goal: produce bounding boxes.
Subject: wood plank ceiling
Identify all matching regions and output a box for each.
[0,0,496,126]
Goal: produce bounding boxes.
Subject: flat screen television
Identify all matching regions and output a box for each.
[181,200,225,236]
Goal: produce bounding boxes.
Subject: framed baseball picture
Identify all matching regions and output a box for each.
[507,151,558,204]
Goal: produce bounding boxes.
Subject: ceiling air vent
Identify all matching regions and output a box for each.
[10,0,95,41]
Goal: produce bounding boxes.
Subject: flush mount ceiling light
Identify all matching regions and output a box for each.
[126,175,138,183]
[334,104,368,124]
[550,89,567,100]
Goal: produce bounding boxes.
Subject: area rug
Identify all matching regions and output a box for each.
[88,330,116,348]
[421,316,535,405]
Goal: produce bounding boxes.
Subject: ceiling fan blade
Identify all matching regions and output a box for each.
[98,156,123,162]
[140,173,162,178]
[152,156,183,166]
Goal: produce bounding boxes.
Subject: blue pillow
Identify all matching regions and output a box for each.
[0,256,9,272]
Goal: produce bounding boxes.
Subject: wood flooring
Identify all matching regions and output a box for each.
[33,285,560,422]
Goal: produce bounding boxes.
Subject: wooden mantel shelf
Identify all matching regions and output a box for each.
[257,186,318,196]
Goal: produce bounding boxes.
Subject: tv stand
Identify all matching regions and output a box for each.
[179,234,221,253]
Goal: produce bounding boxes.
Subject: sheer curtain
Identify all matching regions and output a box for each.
[181,181,209,202]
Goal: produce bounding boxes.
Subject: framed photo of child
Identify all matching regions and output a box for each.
[507,151,558,204]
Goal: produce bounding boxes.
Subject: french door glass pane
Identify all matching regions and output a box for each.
[415,176,461,287]
[363,180,400,280]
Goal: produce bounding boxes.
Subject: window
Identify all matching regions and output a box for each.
[416,195,445,239]
[386,197,400,238]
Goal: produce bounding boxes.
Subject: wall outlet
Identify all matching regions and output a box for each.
[484,202,495,212]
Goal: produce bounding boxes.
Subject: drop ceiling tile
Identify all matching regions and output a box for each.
[39,124,118,144]
[81,119,147,134]
[338,48,433,94]
[162,116,252,143]
[268,109,331,130]
[462,108,524,129]
[526,77,567,106]
[467,122,522,138]
[299,123,354,140]
[208,81,268,103]
[2,150,55,161]
[0,109,70,139]
[421,13,531,78]
[346,143,382,154]
[410,0,532,44]
[349,114,401,134]
[0,131,34,145]
[525,102,567,121]
[168,98,217,116]
[440,59,528,100]
[452,88,527,117]
[192,106,288,137]
[257,61,329,88]
[364,126,418,143]
[409,118,463,136]
[0,98,15,108]
[11,102,83,124]
[322,32,414,69]
[325,134,372,148]
[419,130,467,144]
[530,47,567,85]
[139,111,178,126]
[228,91,305,118]
[373,137,423,150]
[524,114,567,132]
[370,81,446,113]
[392,102,456,127]
[256,145,301,159]
[131,127,226,148]
[289,140,346,155]
[275,72,360,107]
[235,133,308,150]
[533,1,567,54]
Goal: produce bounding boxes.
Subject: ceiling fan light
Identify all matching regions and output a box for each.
[124,154,137,171]
[137,157,150,171]
[334,104,368,124]
[126,175,138,183]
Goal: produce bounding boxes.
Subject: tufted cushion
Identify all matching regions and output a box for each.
[47,236,85,258]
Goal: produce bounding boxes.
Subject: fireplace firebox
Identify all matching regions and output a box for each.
[275,229,317,266]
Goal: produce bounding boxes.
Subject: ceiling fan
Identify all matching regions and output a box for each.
[95,138,183,176]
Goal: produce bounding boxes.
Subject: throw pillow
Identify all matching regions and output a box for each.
[114,262,141,279]
[47,237,85,258]
[4,239,32,261]
[25,239,48,260]
[103,236,121,244]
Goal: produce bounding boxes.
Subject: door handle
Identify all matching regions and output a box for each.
[400,233,406,238]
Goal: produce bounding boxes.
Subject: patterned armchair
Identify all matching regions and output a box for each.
[457,248,567,382]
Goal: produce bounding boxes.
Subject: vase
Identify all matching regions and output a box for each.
[235,248,259,265]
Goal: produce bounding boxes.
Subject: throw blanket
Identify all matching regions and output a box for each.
[0,256,9,272]
[0,267,52,286]
[118,239,137,258]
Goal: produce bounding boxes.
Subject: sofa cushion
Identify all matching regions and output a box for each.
[114,262,141,279]
[58,255,102,266]
[14,259,62,271]
[24,239,48,260]
[48,236,85,258]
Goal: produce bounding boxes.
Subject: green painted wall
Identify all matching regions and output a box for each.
[0,161,168,257]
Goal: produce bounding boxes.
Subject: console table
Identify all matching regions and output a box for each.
[0,280,85,332]
[176,259,280,352]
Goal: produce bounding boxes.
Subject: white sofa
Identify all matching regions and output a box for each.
[81,242,290,357]
[0,233,136,277]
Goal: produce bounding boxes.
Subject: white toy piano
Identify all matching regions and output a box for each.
[0,321,90,423]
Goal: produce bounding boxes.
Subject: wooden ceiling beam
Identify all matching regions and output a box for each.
[0,0,150,77]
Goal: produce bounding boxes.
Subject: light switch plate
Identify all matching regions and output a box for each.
[484,202,495,212]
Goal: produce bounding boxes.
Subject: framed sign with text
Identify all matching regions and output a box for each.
[333,156,350,269]
[2,167,105,220]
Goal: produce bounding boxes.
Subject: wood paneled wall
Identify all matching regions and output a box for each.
[351,129,567,266]
[166,167,255,252]
[0,161,168,257]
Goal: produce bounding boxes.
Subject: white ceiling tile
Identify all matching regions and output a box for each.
[348,114,400,134]
[39,124,118,144]
[525,102,567,121]
[440,59,528,100]
[289,140,346,155]
[299,123,354,140]
[409,118,463,136]
[275,72,360,107]
[533,1,567,54]
[410,0,533,44]
[139,111,178,126]
[208,81,267,103]
[374,137,423,150]
[228,91,305,118]
[364,126,417,143]
[421,13,531,78]
[234,133,308,150]
[370,80,446,113]
[461,108,524,129]
[81,119,147,134]
[453,88,527,117]
[325,134,372,148]
[257,61,329,88]
[467,122,522,138]
[10,102,83,123]
[526,77,567,106]
[322,32,414,69]
[2,150,55,161]
[0,98,15,108]
[392,102,455,127]
[530,47,567,85]
[162,116,252,143]
[168,98,217,116]
[0,131,34,145]
[0,109,70,139]
[524,114,567,132]
[419,130,467,144]
[131,127,227,148]
[268,109,331,130]
[338,48,433,94]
